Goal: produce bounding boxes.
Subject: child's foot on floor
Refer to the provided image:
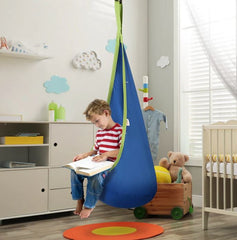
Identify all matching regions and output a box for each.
[80,208,94,219]
[73,199,84,215]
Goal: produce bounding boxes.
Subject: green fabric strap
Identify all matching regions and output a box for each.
[107,1,127,169]
[107,1,122,103]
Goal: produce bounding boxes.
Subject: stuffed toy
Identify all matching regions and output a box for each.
[159,151,192,183]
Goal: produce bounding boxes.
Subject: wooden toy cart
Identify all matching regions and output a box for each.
[134,183,193,220]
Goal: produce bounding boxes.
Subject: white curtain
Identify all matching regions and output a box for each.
[185,0,237,98]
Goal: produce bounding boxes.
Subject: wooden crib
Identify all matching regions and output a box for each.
[202,120,237,230]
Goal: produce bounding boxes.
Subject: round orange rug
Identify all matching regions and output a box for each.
[63,222,164,240]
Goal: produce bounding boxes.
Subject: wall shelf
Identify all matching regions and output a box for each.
[0,143,49,148]
[0,49,51,60]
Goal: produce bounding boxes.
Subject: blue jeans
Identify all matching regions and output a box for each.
[70,170,107,209]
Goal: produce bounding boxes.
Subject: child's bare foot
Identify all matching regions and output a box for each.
[73,199,84,215]
[80,208,94,219]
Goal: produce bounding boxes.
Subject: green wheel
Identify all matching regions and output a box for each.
[189,204,194,214]
[188,197,194,214]
[134,207,147,219]
[171,207,183,220]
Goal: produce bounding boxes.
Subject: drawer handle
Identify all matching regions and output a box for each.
[54,142,58,147]
[41,188,45,192]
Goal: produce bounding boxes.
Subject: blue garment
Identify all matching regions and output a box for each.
[71,170,107,209]
[142,109,168,162]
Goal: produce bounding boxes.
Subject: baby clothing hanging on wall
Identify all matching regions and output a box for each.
[142,108,168,162]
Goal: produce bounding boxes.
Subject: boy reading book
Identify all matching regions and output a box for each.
[71,99,122,219]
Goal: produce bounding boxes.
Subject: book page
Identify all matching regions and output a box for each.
[75,156,101,169]
[63,155,114,176]
[66,155,112,170]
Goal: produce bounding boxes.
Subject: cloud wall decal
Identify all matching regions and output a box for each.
[72,51,101,70]
[105,39,127,53]
[44,75,69,94]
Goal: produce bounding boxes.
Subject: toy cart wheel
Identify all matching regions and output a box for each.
[171,207,183,220]
[189,204,194,214]
[188,197,194,214]
[134,207,147,219]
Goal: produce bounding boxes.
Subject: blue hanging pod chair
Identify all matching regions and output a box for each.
[99,0,157,208]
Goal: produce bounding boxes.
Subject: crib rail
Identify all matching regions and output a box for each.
[202,120,237,230]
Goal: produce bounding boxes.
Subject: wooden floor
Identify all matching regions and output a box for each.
[1,203,237,240]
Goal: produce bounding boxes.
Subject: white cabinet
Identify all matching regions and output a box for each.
[48,123,93,211]
[0,169,48,218]
[50,123,94,167]
[0,122,94,220]
[49,168,74,211]
[49,188,75,211]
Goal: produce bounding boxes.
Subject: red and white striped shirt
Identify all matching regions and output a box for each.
[93,123,122,162]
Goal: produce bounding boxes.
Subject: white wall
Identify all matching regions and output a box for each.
[0,0,202,205]
[0,0,147,122]
[148,0,174,163]
[148,0,202,203]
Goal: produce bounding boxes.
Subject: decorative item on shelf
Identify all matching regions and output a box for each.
[33,42,48,54]
[48,109,55,122]
[7,40,48,55]
[0,114,22,121]
[0,135,44,145]
[16,132,40,136]
[8,40,32,54]
[0,38,50,60]
[48,101,58,121]
[56,105,65,122]
[47,101,66,122]
[0,36,9,49]
[0,161,36,168]
[139,76,153,109]
[72,50,101,70]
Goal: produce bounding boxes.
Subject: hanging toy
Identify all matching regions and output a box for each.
[139,76,153,108]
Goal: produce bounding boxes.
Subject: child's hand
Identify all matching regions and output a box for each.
[92,154,107,162]
[73,153,87,162]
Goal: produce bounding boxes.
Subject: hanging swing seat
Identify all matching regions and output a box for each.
[99,0,157,209]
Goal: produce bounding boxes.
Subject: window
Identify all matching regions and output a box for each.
[179,0,237,162]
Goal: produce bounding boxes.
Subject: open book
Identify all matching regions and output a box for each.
[62,155,114,176]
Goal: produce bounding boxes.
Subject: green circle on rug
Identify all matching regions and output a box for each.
[63,222,164,240]
[92,226,136,235]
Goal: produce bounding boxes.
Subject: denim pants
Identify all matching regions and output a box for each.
[70,170,107,209]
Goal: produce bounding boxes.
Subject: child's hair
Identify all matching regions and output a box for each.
[84,99,111,120]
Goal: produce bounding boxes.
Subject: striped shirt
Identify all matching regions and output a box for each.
[93,123,122,162]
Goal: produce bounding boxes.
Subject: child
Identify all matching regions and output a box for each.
[71,99,122,219]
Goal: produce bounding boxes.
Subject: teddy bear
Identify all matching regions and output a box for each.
[159,151,192,183]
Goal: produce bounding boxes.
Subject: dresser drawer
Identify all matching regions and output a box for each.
[49,188,75,211]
